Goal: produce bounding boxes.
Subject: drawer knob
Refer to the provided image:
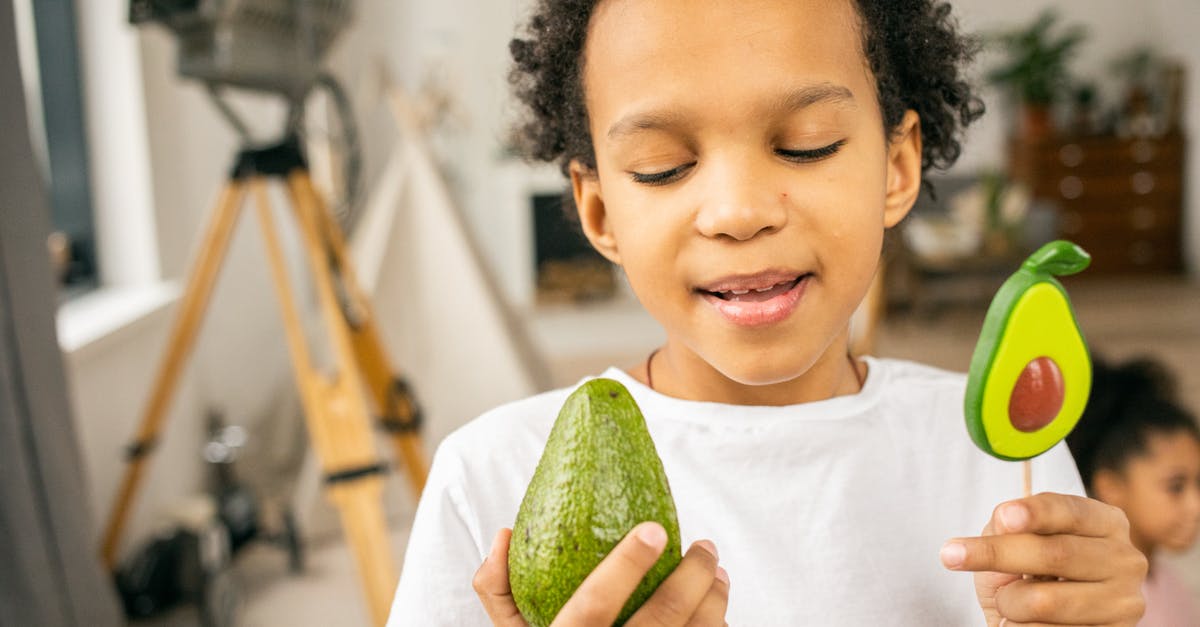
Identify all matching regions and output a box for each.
[1131,171,1156,195]
[1059,176,1084,199]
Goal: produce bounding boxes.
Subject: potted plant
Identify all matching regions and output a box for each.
[986,9,1087,140]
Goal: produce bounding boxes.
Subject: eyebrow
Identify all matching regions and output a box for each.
[606,82,856,141]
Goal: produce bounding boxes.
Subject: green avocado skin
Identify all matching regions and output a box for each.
[509,378,682,626]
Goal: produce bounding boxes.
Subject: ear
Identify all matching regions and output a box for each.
[883,109,922,229]
[1092,468,1128,508]
[569,159,622,265]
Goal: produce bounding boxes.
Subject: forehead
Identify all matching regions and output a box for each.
[1136,430,1200,468]
[582,0,874,127]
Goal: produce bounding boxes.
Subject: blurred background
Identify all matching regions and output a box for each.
[1,0,1198,625]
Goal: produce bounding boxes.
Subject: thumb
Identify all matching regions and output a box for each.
[473,529,528,626]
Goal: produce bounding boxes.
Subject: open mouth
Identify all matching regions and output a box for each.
[698,275,808,302]
[695,272,811,327]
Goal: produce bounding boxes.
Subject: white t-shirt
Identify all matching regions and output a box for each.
[386,357,1084,626]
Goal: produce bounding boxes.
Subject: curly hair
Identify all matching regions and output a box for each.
[508,0,985,206]
[1066,357,1200,493]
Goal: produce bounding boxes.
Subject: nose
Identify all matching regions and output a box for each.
[694,157,788,241]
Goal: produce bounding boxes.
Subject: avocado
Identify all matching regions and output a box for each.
[964,240,1093,461]
[509,378,682,626]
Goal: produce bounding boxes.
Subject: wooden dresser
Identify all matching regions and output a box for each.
[1007,132,1186,274]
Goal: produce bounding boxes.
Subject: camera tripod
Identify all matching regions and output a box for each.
[100,136,428,626]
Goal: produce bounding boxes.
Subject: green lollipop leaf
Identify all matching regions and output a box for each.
[1021,240,1091,277]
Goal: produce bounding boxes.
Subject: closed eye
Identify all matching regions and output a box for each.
[629,162,695,186]
[776,139,846,163]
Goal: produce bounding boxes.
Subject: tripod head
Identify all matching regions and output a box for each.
[129,0,352,101]
[129,0,362,226]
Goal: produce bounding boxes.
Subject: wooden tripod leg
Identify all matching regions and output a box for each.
[254,178,396,626]
[295,172,429,500]
[101,182,247,569]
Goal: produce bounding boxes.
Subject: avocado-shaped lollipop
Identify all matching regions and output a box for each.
[964,240,1092,461]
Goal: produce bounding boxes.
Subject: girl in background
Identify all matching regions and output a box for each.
[1068,356,1200,626]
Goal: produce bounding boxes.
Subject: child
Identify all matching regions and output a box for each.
[388,1,1146,624]
[1067,357,1200,627]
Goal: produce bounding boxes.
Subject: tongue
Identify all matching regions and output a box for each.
[723,281,794,302]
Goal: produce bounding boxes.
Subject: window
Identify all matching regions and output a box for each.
[15,0,98,298]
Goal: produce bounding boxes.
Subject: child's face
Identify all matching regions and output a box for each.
[570,0,921,395]
[1102,431,1200,554]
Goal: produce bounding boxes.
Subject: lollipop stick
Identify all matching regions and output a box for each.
[1023,459,1032,498]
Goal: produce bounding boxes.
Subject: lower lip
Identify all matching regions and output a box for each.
[700,276,808,327]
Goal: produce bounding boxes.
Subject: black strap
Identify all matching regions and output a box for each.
[124,438,157,460]
[324,463,388,486]
[380,376,423,434]
[230,135,307,180]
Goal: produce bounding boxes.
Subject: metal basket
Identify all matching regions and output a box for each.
[131,0,354,99]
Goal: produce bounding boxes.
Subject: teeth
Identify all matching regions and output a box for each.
[754,285,776,293]
[730,289,750,295]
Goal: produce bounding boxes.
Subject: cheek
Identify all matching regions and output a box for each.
[1128,488,1185,531]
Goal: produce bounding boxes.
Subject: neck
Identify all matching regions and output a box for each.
[639,329,863,405]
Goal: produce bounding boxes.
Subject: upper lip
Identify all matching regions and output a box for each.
[696,269,807,293]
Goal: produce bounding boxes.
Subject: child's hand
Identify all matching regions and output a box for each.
[941,492,1148,626]
[473,522,730,626]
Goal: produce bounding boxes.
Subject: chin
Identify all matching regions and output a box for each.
[1163,533,1200,553]
[712,349,822,387]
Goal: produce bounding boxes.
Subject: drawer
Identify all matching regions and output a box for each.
[1060,230,1183,275]
[1058,203,1181,239]
[1025,138,1184,177]
[1030,170,1182,205]
[1010,134,1185,179]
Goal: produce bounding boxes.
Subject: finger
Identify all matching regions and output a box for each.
[995,578,1145,624]
[553,522,669,626]
[473,529,528,626]
[991,493,1128,539]
[684,567,730,627]
[940,533,1115,580]
[627,540,719,626]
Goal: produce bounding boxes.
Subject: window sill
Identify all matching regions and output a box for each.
[57,281,180,359]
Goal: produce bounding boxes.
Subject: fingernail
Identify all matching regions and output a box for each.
[636,523,668,551]
[1000,503,1030,532]
[697,539,718,559]
[940,542,966,569]
[716,566,730,585]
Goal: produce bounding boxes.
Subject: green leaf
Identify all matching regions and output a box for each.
[1022,240,1091,277]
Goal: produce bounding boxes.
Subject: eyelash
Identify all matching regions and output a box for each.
[777,139,847,163]
[629,139,847,186]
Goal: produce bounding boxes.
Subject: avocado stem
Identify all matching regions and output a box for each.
[1020,240,1091,277]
